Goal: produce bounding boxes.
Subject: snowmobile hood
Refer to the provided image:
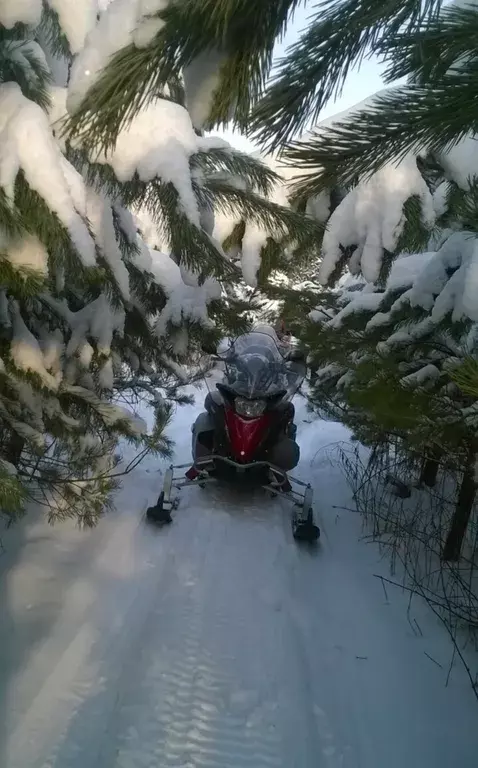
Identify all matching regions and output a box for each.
[224,408,270,463]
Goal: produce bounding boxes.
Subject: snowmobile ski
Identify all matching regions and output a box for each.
[147,456,320,543]
[146,467,176,525]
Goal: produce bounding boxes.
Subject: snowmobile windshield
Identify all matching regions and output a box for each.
[222,331,305,399]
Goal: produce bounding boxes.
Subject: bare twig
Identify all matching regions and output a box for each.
[424,651,443,669]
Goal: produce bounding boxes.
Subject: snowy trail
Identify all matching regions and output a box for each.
[1,394,477,768]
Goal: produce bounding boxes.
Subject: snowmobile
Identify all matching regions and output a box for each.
[146,327,320,543]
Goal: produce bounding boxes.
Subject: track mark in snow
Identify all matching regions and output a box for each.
[5,624,97,768]
[108,510,285,768]
[313,706,346,768]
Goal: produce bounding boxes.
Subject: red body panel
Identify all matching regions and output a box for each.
[224,407,272,462]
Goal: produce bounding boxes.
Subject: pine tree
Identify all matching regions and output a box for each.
[0,0,320,525]
[245,0,478,561]
[63,0,305,148]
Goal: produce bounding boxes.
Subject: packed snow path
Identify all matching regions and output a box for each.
[1,394,477,768]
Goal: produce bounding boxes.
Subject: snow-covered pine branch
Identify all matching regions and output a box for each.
[0,0,321,524]
[0,3,218,522]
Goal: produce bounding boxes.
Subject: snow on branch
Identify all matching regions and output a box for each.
[0,0,42,28]
[0,83,96,267]
[319,155,435,285]
[62,383,147,436]
[409,231,478,323]
[147,249,220,336]
[46,0,98,55]
[9,301,59,389]
[68,0,169,112]
[311,251,446,338]
[71,98,201,226]
[401,363,441,389]
[2,233,49,277]
[183,49,228,131]
[0,398,46,450]
[85,187,130,301]
[328,291,384,329]
[43,292,125,357]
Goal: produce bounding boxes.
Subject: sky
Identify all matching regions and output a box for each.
[217,2,386,153]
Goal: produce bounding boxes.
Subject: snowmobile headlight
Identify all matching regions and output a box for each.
[235,398,266,418]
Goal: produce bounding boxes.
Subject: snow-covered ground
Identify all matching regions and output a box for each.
[1,391,477,768]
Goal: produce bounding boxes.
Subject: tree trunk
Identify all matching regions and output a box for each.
[419,448,442,488]
[2,431,25,467]
[442,447,477,562]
